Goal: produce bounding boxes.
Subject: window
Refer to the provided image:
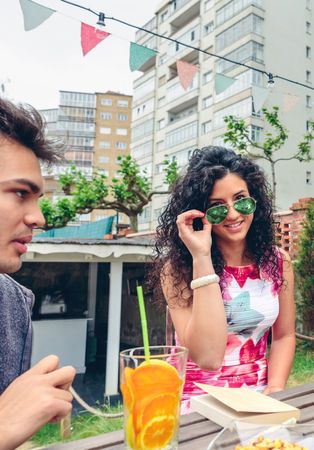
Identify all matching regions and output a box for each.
[201,121,212,134]
[101,112,112,120]
[158,97,166,107]
[306,171,312,184]
[168,26,200,56]
[306,120,312,130]
[216,0,263,26]
[306,21,311,34]
[116,141,127,150]
[158,53,166,66]
[156,141,164,152]
[99,169,109,177]
[116,128,128,135]
[160,10,168,23]
[204,0,214,11]
[202,96,213,108]
[216,15,263,52]
[306,70,312,82]
[306,46,311,58]
[101,98,112,106]
[99,156,109,163]
[100,127,111,134]
[155,163,164,175]
[306,0,311,9]
[133,77,155,101]
[99,141,111,149]
[131,141,152,158]
[165,121,197,147]
[217,41,264,73]
[214,98,253,129]
[250,125,263,142]
[215,70,263,103]
[158,75,167,87]
[158,119,165,130]
[306,95,312,107]
[118,113,128,121]
[117,99,129,108]
[132,119,154,141]
[204,21,214,35]
[203,71,213,84]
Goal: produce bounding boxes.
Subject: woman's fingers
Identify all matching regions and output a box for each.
[176,210,204,224]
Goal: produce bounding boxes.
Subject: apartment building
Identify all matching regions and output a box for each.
[132,0,314,231]
[41,90,132,223]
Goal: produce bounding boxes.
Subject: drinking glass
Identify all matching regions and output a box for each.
[120,345,188,450]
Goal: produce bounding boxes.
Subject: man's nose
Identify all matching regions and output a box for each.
[24,205,46,228]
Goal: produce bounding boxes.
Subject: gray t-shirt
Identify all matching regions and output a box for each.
[0,274,34,393]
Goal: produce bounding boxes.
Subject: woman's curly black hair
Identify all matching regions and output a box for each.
[148,146,283,307]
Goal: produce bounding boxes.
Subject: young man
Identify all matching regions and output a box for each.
[0,97,75,449]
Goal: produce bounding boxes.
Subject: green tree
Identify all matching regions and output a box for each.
[41,155,179,232]
[294,201,314,338]
[223,106,314,209]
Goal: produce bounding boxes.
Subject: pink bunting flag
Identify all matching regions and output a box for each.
[81,23,110,56]
[176,60,198,90]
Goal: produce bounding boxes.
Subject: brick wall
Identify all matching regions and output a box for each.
[274,197,314,259]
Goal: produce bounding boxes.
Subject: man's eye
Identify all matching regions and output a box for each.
[15,190,28,198]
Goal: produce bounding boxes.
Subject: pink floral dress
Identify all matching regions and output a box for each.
[178,259,283,414]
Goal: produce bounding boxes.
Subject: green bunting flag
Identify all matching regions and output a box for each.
[215,73,236,95]
[129,42,157,72]
[19,0,56,31]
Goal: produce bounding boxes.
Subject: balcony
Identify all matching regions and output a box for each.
[166,74,199,106]
[169,0,201,31]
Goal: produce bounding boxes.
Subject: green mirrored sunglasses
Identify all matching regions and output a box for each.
[206,197,256,225]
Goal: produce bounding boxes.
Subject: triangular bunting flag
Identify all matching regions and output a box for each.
[81,23,110,56]
[252,85,269,113]
[129,42,157,72]
[19,0,56,31]
[283,93,300,113]
[176,60,198,90]
[215,73,236,94]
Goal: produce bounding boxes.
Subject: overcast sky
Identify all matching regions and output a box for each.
[0,0,161,109]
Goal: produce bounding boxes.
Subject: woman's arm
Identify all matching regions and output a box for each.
[161,210,227,370]
[263,250,296,394]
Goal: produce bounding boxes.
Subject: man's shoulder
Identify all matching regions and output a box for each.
[0,274,35,307]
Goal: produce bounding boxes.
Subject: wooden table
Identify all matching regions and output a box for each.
[47,382,314,450]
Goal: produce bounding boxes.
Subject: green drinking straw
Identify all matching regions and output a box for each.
[136,285,150,361]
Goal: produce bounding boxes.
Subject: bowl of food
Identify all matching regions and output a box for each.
[207,422,314,449]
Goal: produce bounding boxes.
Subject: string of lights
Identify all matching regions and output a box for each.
[58,0,314,91]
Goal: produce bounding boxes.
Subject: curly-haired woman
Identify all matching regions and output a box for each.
[149,146,295,414]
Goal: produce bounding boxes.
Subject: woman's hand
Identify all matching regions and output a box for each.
[176,210,212,259]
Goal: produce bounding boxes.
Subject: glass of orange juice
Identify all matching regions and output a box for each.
[120,345,188,450]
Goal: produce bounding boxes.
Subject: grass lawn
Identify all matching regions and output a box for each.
[29,342,314,448]
[287,342,314,387]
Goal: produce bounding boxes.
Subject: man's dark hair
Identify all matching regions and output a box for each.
[0,96,63,164]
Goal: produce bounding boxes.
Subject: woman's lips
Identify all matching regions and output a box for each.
[223,221,244,232]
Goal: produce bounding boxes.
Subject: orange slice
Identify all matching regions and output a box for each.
[134,393,179,432]
[131,360,182,401]
[126,413,135,449]
[138,415,176,450]
[121,366,135,411]
[121,382,133,412]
